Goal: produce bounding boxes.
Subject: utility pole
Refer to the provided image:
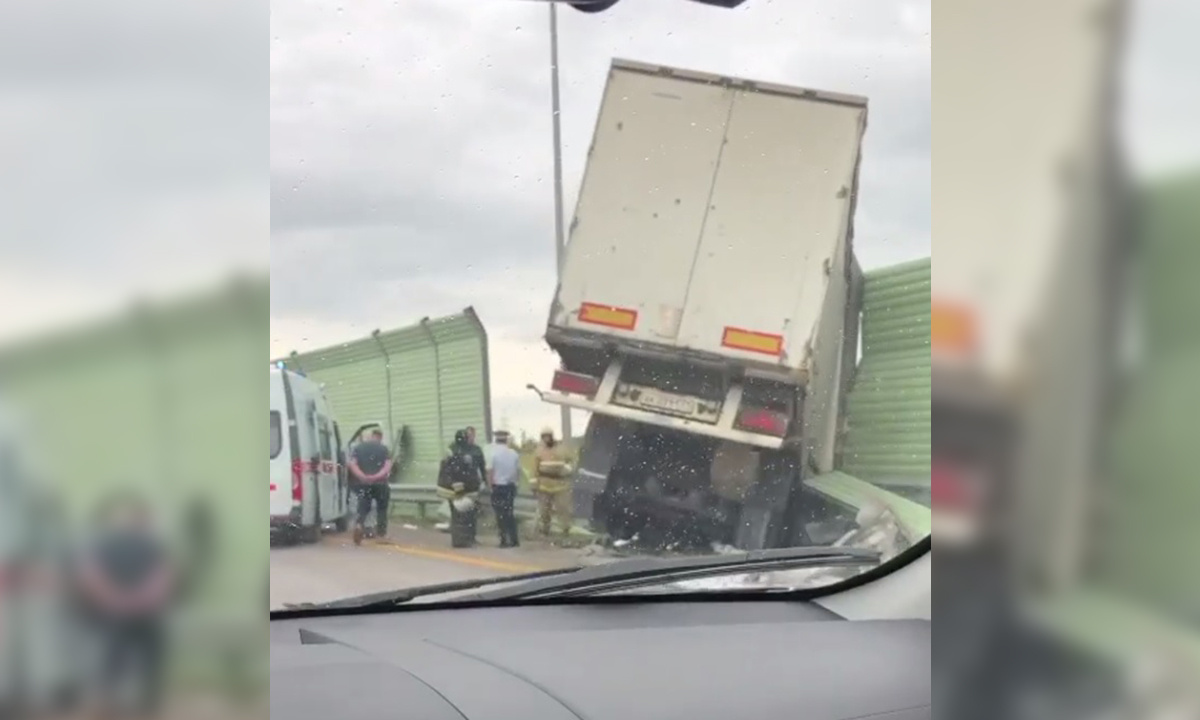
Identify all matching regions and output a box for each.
[549,0,573,442]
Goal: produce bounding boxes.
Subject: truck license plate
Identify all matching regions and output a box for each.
[638,390,696,416]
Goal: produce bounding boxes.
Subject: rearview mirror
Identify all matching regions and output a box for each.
[553,0,749,13]
[566,0,620,11]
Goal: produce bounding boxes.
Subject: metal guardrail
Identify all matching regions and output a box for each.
[385,483,597,539]
[387,483,539,518]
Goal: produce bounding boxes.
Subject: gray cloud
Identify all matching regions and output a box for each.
[1123,0,1200,175]
[271,0,933,338]
[0,0,267,296]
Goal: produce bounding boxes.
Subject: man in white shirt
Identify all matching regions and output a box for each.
[488,430,523,548]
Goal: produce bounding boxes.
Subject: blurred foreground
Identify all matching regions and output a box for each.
[0,280,266,718]
[935,0,1199,718]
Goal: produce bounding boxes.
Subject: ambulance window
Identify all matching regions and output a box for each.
[270,411,283,459]
[318,416,333,460]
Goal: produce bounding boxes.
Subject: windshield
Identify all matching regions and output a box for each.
[270,411,283,460]
[269,0,931,612]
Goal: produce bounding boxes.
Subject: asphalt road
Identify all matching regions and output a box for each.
[269,527,591,610]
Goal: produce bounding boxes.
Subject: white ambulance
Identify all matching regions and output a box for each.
[269,365,352,542]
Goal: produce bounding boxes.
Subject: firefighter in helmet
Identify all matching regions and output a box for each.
[531,426,573,538]
[437,429,483,548]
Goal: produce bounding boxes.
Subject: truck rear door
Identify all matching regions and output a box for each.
[553,60,866,369]
[556,65,733,344]
[676,90,865,364]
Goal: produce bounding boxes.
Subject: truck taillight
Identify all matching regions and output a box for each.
[735,407,790,437]
[932,463,971,511]
[932,460,982,544]
[551,370,600,398]
[291,459,304,503]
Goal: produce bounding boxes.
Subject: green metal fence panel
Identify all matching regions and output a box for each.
[276,307,492,485]
[306,356,389,443]
[1097,173,1200,622]
[0,280,269,689]
[840,257,931,492]
[1140,172,1200,355]
[382,326,441,484]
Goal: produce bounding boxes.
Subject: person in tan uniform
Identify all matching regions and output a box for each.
[531,427,573,538]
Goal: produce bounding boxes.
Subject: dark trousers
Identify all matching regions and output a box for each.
[491,484,519,547]
[449,503,478,548]
[96,618,166,718]
[356,482,391,535]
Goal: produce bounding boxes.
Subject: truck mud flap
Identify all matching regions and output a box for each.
[573,469,609,530]
[572,415,626,530]
[735,451,799,550]
[733,505,776,551]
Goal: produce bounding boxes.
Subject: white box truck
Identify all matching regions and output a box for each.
[534,59,875,551]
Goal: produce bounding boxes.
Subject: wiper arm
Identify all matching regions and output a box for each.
[272,547,880,615]
[276,566,583,613]
[459,546,881,601]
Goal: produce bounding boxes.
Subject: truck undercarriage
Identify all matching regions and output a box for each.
[569,415,864,553]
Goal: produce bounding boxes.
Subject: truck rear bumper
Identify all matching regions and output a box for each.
[540,390,785,450]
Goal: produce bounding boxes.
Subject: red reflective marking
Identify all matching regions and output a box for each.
[551,370,600,397]
[931,461,973,511]
[736,408,789,436]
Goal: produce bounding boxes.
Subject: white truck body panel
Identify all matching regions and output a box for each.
[550,59,868,378]
[936,0,1122,590]
[936,0,1116,382]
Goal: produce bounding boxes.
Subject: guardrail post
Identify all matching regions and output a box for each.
[463,306,494,442]
[371,329,394,441]
[419,317,446,450]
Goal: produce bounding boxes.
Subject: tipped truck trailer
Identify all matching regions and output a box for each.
[537,59,871,550]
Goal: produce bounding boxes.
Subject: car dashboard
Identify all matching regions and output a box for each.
[271,597,931,720]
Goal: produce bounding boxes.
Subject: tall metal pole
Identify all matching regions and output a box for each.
[549,1,573,442]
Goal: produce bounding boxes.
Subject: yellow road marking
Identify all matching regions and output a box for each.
[371,540,547,574]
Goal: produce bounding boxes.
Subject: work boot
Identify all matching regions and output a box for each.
[352,525,364,546]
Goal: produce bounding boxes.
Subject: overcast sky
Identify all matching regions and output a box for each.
[1,0,1194,439]
[270,0,933,436]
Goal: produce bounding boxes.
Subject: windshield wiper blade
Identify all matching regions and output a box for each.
[273,547,881,614]
[277,566,584,612]
[458,545,881,601]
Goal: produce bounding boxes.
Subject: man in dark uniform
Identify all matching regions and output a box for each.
[349,428,393,545]
[74,492,177,719]
[437,430,483,548]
